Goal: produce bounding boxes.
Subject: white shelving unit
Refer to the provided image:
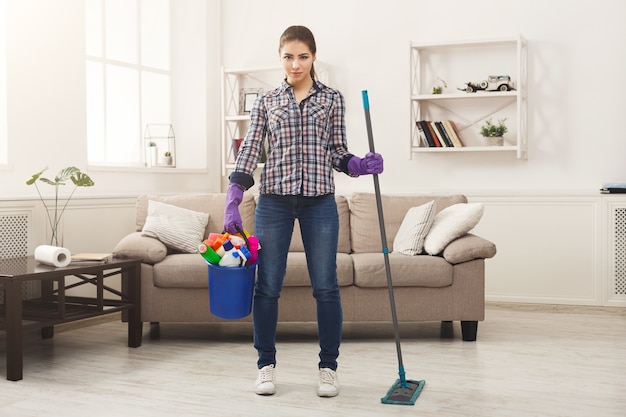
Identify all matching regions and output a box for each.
[220,63,330,175]
[410,35,527,159]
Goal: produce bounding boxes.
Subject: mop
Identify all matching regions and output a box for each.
[361,90,426,406]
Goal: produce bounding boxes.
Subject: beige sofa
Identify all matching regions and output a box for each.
[113,193,496,341]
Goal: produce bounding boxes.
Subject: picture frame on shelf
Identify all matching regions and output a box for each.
[239,88,264,114]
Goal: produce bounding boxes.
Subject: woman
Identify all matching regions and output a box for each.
[223,25,383,397]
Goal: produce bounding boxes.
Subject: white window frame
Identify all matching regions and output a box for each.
[85,0,171,168]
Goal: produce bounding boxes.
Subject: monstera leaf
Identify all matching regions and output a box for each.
[26,167,95,246]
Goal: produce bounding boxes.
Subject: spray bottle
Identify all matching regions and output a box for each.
[219,240,244,267]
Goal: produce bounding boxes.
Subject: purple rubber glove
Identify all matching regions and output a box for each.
[347,152,384,176]
[223,183,244,234]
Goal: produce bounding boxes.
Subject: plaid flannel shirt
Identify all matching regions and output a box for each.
[232,80,353,196]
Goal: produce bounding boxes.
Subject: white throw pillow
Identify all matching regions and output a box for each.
[142,200,209,253]
[392,200,436,256]
[424,203,484,255]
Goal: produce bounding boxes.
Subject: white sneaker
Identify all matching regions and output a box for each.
[317,368,339,397]
[255,364,276,395]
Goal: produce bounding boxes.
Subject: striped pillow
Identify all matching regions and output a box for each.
[392,200,436,256]
[142,200,209,253]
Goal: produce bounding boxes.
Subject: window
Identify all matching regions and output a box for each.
[0,0,7,166]
[85,0,170,167]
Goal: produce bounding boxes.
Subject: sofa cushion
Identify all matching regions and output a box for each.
[112,231,168,264]
[442,233,497,264]
[136,193,256,239]
[151,252,354,289]
[350,193,467,254]
[153,253,210,288]
[392,200,436,255]
[424,203,484,255]
[352,253,453,288]
[288,195,351,254]
[283,252,353,287]
[142,200,209,253]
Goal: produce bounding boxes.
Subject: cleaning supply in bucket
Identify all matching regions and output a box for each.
[246,236,259,264]
[199,231,258,267]
[198,242,221,264]
[204,229,258,319]
[219,240,244,267]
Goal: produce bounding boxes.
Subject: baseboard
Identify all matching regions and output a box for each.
[486,301,626,316]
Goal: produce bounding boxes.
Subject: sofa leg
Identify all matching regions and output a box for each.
[461,321,478,341]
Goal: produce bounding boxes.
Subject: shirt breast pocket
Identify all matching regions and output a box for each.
[307,102,330,142]
[267,107,290,134]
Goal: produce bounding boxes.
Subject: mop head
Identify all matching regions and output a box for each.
[380,378,425,405]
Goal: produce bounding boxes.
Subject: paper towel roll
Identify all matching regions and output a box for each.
[34,245,72,267]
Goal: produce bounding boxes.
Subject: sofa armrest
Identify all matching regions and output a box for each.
[442,233,497,264]
[112,231,168,264]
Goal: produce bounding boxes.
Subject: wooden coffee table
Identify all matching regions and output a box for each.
[0,256,142,381]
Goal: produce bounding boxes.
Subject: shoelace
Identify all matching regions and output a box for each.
[319,369,336,385]
[258,366,275,383]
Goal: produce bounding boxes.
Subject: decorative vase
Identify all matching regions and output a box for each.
[485,136,504,146]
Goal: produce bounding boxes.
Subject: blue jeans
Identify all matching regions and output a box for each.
[253,194,342,371]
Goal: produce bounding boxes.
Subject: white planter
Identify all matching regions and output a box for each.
[484,136,504,146]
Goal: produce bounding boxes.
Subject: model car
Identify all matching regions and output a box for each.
[459,75,515,93]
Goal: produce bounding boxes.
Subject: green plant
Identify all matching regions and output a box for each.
[432,76,447,94]
[480,118,508,137]
[26,167,95,246]
[164,151,171,157]
[149,141,157,147]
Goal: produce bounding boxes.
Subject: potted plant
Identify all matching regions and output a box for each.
[26,167,95,246]
[479,117,508,146]
[432,76,447,94]
[162,151,173,166]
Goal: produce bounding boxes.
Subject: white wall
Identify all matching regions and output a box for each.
[2,0,625,196]
[221,0,626,196]
[1,0,625,306]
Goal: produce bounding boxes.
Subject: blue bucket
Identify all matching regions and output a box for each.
[207,261,257,320]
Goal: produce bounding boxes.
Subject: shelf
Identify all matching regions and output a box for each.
[411,36,521,50]
[412,145,518,153]
[410,35,527,160]
[412,91,519,101]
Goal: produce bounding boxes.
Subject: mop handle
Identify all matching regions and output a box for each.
[361,90,406,380]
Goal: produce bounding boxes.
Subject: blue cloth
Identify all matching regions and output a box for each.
[253,194,342,370]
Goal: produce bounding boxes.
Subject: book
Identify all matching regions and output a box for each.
[601,188,626,194]
[447,120,465,147]
[429,121,448,147]
[426,121,442,147]
[435,121,454,147]
[71,252,112,263]
[600,183,626,194]
[417,120,438,147]
[415,121,430,147]
[443,120,464,147]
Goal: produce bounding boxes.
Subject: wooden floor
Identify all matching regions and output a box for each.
[0,303,625,417]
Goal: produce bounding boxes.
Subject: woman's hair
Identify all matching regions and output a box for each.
[278,25,317,80]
